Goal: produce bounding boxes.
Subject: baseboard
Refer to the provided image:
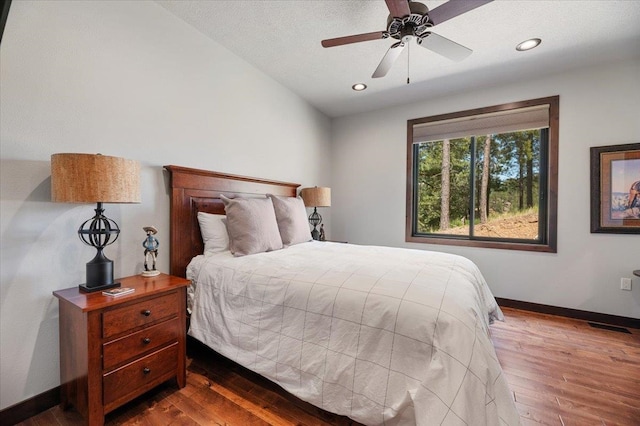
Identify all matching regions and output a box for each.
[0,386,60,426]
[496,297,640,329]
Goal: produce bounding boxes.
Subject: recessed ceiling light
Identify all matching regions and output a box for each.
[352,83,367,91]
[516,38,542,51]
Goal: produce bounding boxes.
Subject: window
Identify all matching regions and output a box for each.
[406,96,558,252]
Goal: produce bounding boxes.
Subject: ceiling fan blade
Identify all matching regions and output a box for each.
[372,41,406,78]
[384,0,411,18]
[428,0,493,26]
[321,31,387,48]
[418,32,472,61]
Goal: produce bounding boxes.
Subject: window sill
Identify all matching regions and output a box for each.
[405,234,557,253]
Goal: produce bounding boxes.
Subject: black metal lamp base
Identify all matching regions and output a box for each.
[79,281,121,293]
[309,207,322,241]
[78,245,119,293]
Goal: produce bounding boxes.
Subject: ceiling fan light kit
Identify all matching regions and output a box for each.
[322,0,494,79]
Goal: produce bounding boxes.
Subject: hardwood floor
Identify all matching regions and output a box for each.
[17,308,640,425]
[492,308,640,426]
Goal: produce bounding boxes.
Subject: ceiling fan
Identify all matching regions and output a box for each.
[321,0,493,79]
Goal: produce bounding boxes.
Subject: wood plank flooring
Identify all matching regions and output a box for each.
[17,308,640,425]
[491,308,640,426]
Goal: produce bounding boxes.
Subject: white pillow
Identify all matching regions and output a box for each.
[267,194,311,246]
[197,212,229,254]
[220,195,283,257]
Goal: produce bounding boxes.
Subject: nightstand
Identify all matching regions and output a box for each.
[53,273,190,425]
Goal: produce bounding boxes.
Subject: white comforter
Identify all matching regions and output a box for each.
[187,242,519,425]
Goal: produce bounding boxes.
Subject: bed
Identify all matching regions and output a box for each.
[165,165,520,426]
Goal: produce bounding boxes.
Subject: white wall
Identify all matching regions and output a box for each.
[0,1,331,410]
[331,58,640,320]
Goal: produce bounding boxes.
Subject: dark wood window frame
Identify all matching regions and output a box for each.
[406,96,559,252]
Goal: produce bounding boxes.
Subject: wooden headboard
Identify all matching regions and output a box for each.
[164,165,300,278]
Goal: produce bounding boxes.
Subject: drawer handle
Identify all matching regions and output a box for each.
[143,367,151,375]
[142,337,151,344]
[142,310,151,317]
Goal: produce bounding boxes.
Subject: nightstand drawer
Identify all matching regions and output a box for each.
[103,343,178,408]
[103,292,178,338]
[103,318,180,370]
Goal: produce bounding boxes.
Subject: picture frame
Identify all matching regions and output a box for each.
[590,143,640,234]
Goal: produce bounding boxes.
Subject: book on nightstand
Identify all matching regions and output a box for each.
[102,287,135,297]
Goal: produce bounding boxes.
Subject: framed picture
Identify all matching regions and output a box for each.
[590,143,640,233]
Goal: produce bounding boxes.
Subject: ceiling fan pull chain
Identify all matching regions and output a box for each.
[407,41,411,85]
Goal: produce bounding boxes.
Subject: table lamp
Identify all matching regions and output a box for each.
[300,186,331,240]
[51,153,141,292]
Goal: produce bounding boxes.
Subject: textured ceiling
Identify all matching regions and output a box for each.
[156,0,640,118]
